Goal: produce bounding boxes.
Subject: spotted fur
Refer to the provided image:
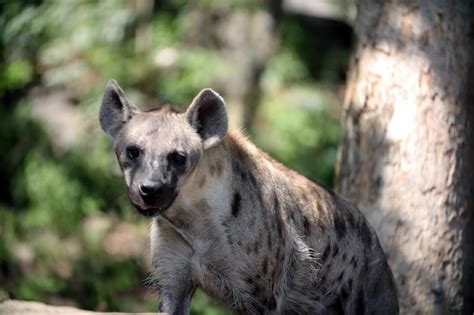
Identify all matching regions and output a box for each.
[100,80,399,314]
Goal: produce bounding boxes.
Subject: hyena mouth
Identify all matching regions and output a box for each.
[132,194,178,217]
[133,204,162,217]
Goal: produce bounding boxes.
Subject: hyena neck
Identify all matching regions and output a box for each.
[177,131,237,215]
[178,129,333,233]
[177,130,268,214]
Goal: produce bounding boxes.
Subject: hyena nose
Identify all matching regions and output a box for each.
[139,183,161,200]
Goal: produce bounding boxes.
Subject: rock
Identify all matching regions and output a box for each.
[0,300,161,315]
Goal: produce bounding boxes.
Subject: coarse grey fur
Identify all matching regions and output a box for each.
[100,80,399,315]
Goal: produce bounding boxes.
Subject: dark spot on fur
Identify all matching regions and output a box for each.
[327,296,344,314]
[274,193,283,239]
[174,218,187,229]
[369,274,382,300]
[215,160,223,175]
[347,278,353,291]
[253,284,262,297]
[336,271,344,282]
[246,277,254,285]
[254,302,265,315]
[232,158,240,172]
[359,219,372,246]
[209,163,216,176]
[346,209,356,228]
[310,185,321,199]
[254,240,260,254]
[267,234,272,249]
[319,274,326,285]
[248,170,257,187]
[280,249,286,263]
[262,257,268,274]
[317,217,326,233]
[245,245,252,254]
[223,224,231,241]
[231,192,242,217]
[235,147,245,161]
[342,253,347,261]
[321,243,331,262]
[332,244,339,257]
[197,176,206,188]
[286,258,297,290]
[240,170,247,181]
[232,159,248,182]
[272,267,279,281]
[267,296,277,310]
[302,215,311,236]
[274,193,280,209]
[362,257,369,275]
[354,287,365,314]
[302,192,309,203]
[341,286,349,301]
[350,256,358,268]
[334,211,347,239]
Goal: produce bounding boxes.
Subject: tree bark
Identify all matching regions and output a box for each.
[336,1,474,314]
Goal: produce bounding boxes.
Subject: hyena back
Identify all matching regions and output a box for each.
[100,80,399,314]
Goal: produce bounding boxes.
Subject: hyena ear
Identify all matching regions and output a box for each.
[186,88,228,149]
[99,80,140,139]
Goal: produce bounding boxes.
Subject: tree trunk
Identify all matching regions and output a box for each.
[336,1,474,314]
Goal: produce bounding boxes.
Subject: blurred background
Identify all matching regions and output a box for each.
[0,0,354,313]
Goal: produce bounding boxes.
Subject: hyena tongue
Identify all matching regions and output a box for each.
[141,204,158,210]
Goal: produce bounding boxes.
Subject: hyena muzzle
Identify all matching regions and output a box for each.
[99,80,399,315]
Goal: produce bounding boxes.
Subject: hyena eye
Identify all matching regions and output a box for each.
[126,146,140,160]
[169,151,187,166]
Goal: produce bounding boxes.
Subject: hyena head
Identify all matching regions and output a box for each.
[99,80,228,216]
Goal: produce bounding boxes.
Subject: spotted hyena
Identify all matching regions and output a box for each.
[99,80,399,314]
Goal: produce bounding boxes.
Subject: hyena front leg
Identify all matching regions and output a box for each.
[158,281,195,315]
[154,250,195,314]
[152,223,195,315]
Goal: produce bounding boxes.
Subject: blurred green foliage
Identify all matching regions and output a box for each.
[1,0,348,313]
